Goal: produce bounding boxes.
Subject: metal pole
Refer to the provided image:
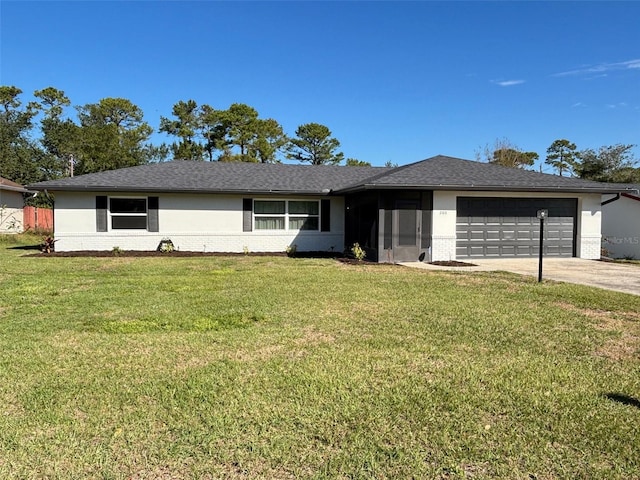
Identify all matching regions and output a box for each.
[538,217,544,282]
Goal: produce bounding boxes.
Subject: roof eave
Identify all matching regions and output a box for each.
[28,185,334,196]
[334,183,631,194]
[0,185,30,194]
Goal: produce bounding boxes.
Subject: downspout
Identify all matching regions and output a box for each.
[601,194,620,206]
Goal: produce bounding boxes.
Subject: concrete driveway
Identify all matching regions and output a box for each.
[401,258,640,296]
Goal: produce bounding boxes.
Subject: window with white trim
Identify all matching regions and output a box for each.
[254,200,319,231]
[110,197,147,230]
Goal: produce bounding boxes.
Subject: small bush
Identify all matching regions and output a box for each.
[351,242,366,261]
[111,246,123,256]
[41,235,57,253]
[286,244,297,258]
[158,238,175,253]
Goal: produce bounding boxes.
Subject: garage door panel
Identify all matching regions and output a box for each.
[456,198,576,258]
[516,229,534,240]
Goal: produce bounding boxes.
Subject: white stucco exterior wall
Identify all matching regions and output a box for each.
[577,194,603,259]
[52,192,345,253]
[602,194,640,259]
[0,189,24,233]
[430,191,603,261]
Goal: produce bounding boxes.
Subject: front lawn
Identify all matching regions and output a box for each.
[1,236,639,479]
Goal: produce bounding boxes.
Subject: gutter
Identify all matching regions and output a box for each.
[0,185,30,194]
[26,186,335,196]
[602,187,640,205]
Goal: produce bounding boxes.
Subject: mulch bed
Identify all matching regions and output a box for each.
[24,250,355,260]
[23,248,461,266]
[429,260,477,267]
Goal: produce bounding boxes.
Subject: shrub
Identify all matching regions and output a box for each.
[158,238,175,253]
[285,244,297,258]
[40,235,57,253]
[351,242,366,261]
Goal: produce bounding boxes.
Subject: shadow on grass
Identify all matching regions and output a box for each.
[605,393,640,409]
[9,244,41,251]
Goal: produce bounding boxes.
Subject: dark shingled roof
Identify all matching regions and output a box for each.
[28,161,391,195]
[28,155,634,195]
[334,155,632,194]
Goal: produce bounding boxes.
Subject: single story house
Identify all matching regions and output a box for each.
[602,184,640,259]
[28,155,632,262]
[0,176,28,233]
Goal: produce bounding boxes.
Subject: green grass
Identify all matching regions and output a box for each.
[1,235,639,479]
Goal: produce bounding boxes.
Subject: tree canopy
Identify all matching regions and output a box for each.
[159,101,288,163]
[575,144,639,183]
[0,86,44,184]
[285,123,344,165]
[346,158,371,167]
[5,83,639,190]
[476,138,538,169]
[545,139,578,177]
[1,86,356,184]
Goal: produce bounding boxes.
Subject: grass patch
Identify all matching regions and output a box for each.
[1,237,639,478]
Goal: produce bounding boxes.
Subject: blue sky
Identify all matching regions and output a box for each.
[1,1,639,170]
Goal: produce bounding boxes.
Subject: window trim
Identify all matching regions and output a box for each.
[253,199,322,232]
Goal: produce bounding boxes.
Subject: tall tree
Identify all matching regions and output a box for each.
[218,103,259,161]
[476,138,537,169]
[286,123,344,165]
[250,118,287,163]
[34,87,78,178]
[575,144,639,183]
[0,86,43,184]
[545,139,578,176]
[199,104,225,161]
[159,100,205,161]
[75,97,154,174]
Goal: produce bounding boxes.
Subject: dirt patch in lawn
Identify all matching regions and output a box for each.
[554,302,640,360]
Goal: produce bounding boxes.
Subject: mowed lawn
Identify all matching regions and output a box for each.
[0,235,639,479]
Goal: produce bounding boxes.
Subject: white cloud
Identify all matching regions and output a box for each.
[553,59,640,77]
[571,102,586,108]
[491,79,525,87]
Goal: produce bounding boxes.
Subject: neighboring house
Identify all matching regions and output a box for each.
[0,176,28,233]
[28,155,631,262]
[602,184,640,259]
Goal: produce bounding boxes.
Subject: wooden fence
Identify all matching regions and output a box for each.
[23,206,53,232]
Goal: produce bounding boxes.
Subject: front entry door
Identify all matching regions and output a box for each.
[393,200,420,262]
